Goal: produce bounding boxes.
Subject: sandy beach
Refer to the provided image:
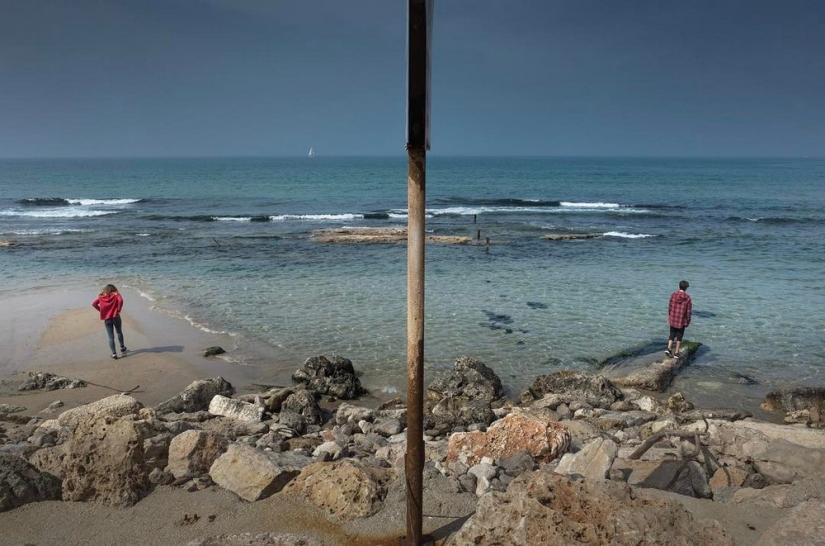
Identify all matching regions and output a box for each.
[0,285,463,545]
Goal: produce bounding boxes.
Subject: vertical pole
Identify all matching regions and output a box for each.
[406,1,427,544]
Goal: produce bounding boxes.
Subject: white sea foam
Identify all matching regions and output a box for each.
[560,201,620,208]
[4,228,93,235]
[212,216,251,222]
[66,198,141,206]
[603,231,654,239]
[269,213,363,221]
[0,209,116,218]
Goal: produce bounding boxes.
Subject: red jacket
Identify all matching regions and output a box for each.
[668,290,692,329]
[92,293,124,321]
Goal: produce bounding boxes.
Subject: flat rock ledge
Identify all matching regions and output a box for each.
[602,342,702,392]
[542,233,602,241]
[310,227,471,245]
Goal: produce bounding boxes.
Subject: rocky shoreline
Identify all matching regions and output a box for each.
[2,351,825,545]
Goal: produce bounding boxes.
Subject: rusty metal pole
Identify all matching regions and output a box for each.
[406,1,428,544]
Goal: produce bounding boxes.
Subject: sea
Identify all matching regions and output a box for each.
[1,156,823,410]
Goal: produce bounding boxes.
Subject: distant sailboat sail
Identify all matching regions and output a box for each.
[308,147,315,158]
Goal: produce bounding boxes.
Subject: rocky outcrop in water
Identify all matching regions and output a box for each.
[291,356,365,400]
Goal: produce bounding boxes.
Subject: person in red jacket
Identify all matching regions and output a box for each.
[92,284,128,359]
[666,280,692,359]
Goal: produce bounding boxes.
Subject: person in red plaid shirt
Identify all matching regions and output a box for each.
[665,280,692,359]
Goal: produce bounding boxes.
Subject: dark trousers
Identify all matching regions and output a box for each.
[104,316,125,354]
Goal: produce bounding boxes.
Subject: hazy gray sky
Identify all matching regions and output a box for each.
[1,0,822,158]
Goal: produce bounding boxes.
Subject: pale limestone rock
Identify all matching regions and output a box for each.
[62,414,151,507]
[209,444,309,502]
[446,410,570,468]
[756,500,825,546]
[284,459,393,521]
[709,466,750,489]
[155,377,234,415]
[555,438,618,481]
[167,429,229,480]
[57,394,143,432]
[208,395,264,423]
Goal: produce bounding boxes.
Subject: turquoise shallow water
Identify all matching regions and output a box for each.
[1,157,823,407]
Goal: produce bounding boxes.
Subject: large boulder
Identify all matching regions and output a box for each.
[57,394,143,432]
[446,471,733,545]
[166,430,229,481]
[684,419,825,484]
[0,454,62,512]
[209,445,310,502]
[285,459,393,521]
[155,377,234,415]
[427,356,503,403]
[291,356,365,400]
[762,387,825,413]
[62,414,152,507]
[447,410,570,467]
[280,389,323,426]
[520,371,623,409]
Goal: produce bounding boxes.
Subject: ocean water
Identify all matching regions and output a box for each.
[1,157,823,408]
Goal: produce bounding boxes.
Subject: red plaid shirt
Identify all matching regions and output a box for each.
[668,290,692,329]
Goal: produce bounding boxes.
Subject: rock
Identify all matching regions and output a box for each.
[468,463,497,496]
[446,410,570,468]
[606,344,702,392]
[667,392,695,412]
[209,445,310,501]
[285,459,393,521]
[143,433,172,469]
[57,394,143,433]
[17,371,86,391]
[334,403,374,425]
[186,533,324,546]
[762,386,825,413]
[312,441,344,461]
[372,417,402,438]
[675,408,753,423]
[427,356,504,403]
[756,500,825,546]
[446,471,733,545]
[167,430,229,480]
[203,346,226,357]
[0,404,26,415]
[555,438,618,481]
[262,387,294,414]
[709,466,750,489]
[520,371,623,409]
[291,355,365,399]
[208,395,264,423]
[633,396,664,413]
[62,414,151,507]
[155,377,234,415]
[0,454,62,512]
[684,419,825,484]
[280,390,322,425]
[39,400,65,414]
[428,397,496,430]
[499,451,537,477]
[26,444,68,480]
[593,410,658,430]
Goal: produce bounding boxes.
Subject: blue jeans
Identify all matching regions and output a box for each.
[104,316,125,354]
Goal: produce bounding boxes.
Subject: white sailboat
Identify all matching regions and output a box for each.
[308,147,315,158]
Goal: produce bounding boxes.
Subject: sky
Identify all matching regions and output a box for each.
[0,0,823,158]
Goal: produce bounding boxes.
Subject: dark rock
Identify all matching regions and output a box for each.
[427,356,504,403]
[520,371,623,409]
[18,371,86,392]
[762,387,825,413]
[203,346,226,357]
[500,450,537,477]
[0,454,62,512]
[277,412,306,434]
[291,356,366,400]
[155,377,234,415]
[280,390,322,426]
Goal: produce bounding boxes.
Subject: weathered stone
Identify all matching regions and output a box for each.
[428,398,496,430]
[372,417,402,438]
[762,386,825,413]
[209,445,310,501]
[446,410,570,468]
[167,430,229,480]
[499,451,536,477]
[280,390,322,425]
[312,441,344,461]
[427,356,503,403]
[446,471,733,545]
[285,459,393,521]
[0,404,26,415]
[520,371,623,409]
[143,433,172,469]
[208,395,264,423]
[756,500,825,546]
[468,463,497,496]
[594,410,658,430]
[155,377,234,415]
[57,394,143,432]
[334,403,374,425]
[633,396,664,413]
[263,387,294,414]
[62,414,151,507]
[555,438,618,481]
[291,355,365,399]
[709,466,750,489]
[675,408,753,423]
[0,454,62,512]
[18,371,86,391]
[667,392,695,412]
[203,346,226,357]
[26,444,68,480]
